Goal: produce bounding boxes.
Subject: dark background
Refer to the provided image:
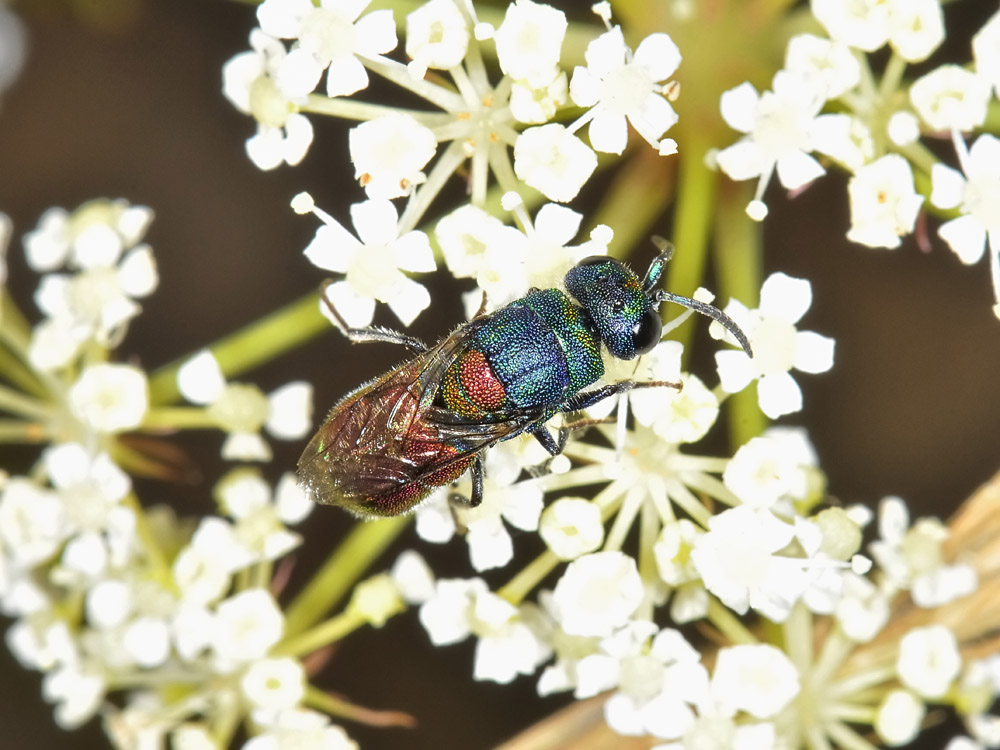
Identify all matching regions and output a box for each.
[0,1,998,748]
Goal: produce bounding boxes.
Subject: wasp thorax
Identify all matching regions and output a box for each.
[564,256,662,361]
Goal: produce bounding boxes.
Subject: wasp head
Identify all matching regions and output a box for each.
[565,250,754,361]
[564,256,662,361]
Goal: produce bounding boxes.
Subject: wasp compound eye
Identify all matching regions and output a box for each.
[632,309,662,355]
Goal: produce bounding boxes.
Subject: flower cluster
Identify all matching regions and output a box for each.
[716,1,1000,317]
[2,0,998,749]
[225,0,681,323]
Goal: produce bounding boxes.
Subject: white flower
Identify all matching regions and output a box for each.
[523,203,610,290]
[896,625,961,699]
[513,124,598,202]
[931,134,1000,289]
[784,33,860,99]
[910,65,991,133]
[569,27,681,154]
[810,0,890,52]
[626,340,718,444]
[42,663,106,729]
[348,113,437,200]
[173,518,250,606]
[418,578,549,683]
[539,497,604,560]
[216,470,310,562]
[0,479,66,568]
[869,496,977,607]
[713,273,834,419]
[24,201,157,369]
[222,29,314,170]
[257,0,396,98]
[242,709,357,750]
[653,519,701,587]
[710,644,800,719]
[434,203,530,307]
[875,689,924,746]
[846,154,923,249]
[390,550,436,605]
[550,551,644,637]
[691,505,807,621]
[122,617,172,668]
[418,443,543,571]
[887,0,944,63]
[69,363,149,433]
[835,571,890,642]
[493,0,567,87]
[23,200,153,272]
[717,72,836,220]
[44,443,131,535]
[405,0,469,78]
[723,428,821,510]
[510,68,568,124]
[211,589,284,668]
[241,657,306,714]
[580,624,708,739]
[304,198,435,326]
[974,10,1000,96]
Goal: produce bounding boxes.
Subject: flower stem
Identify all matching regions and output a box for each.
[499,549,560,606]
[0,342,48,400]
[274,610,365,658]
[667,135,718,356]
[714,181,766,447]
[0,383,52,420]
[301,94,451,127]
[588,149,675,261]
[706,596,758,645]
[0,419,47,442]
[282,516,410,637]
[148,290,328,405]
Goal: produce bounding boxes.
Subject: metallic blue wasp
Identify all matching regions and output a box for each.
[298,245,752,517]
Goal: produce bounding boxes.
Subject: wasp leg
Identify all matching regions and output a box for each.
[526,418,614,477]
[447,456,485,511]
[531,426,562,456]
[472,290,489,319]
[320,280,427,352]
[561,379,681,413]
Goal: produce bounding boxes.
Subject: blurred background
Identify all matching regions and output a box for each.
[0,1,998,748]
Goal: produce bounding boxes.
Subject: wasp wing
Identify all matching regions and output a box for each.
[297,321,541,511]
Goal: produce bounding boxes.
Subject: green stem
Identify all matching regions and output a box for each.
[0,419,48,442]
[0,290,34,352]
[0,342,48,400]
[706,596,757,645]
[498,549,560,606]
[588,150,675,261]
[274,610,365,657]
[714,182,766,447]
[301,94,452,127]
[0,383,52,420]
[141,406,217,430]
[147,291,328,405]
[282,516,410,637]
[667,135,718,357]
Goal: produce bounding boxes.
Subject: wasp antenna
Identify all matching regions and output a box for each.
[655,290,753,358]
[642,238,676,293]
[318,280,353,337]
[650,236,675,260]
